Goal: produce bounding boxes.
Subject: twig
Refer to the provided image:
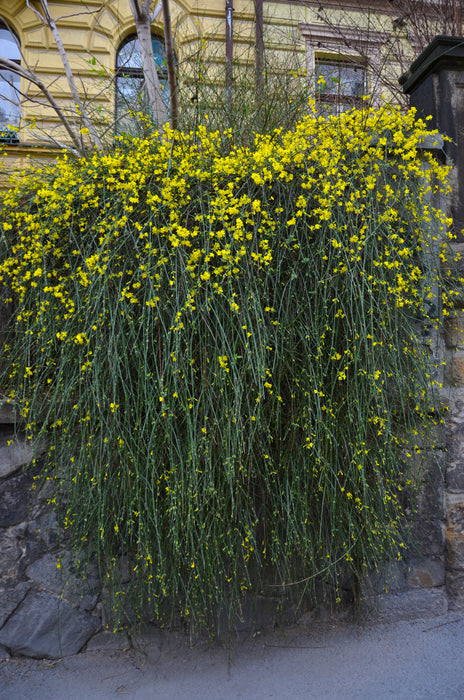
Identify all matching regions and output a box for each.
[263,643,329,649]
[422,616,463,632]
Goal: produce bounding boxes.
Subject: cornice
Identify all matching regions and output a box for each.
[266,0,396,10]
[299,22,391,47]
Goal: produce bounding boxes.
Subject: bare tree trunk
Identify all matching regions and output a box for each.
[225,0,234,118]
[26,0,103,151]
[452,0,463,34]
[255,0,264,99]
[128,0,169,127]
[161,0,178,129]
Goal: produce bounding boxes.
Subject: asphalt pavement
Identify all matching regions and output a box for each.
[1,611,464,699]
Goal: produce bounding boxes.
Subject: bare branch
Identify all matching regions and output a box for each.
[255,0,264,98]
[226,0,234,116]
[162,0,178,128]
[0,57,85,154]
[26,0,103,150]
[23,0,47,25]
[53,5,105,23]
[151,2,162,22]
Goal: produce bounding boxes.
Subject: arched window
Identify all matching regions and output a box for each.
[115,34,168,133]
[0,25,21,141]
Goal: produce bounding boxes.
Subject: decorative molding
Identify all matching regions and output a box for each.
[298,22,391,58]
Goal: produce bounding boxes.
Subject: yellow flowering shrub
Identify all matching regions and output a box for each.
[0,105,453,631]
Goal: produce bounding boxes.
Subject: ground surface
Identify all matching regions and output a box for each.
[1,611,464,699]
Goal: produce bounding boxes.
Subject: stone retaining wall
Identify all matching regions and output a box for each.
[444,242,464,609]
[0,408,100,659]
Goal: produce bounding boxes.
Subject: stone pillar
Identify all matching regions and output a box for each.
[402,36,464,610]
[400,36,464,242]
[358,138,449,623]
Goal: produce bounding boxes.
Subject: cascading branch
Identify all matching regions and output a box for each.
[0,104,456,631]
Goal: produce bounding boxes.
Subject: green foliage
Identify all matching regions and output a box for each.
[0,104,453,632]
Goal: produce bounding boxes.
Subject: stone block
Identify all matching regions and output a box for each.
[0,398,20,425]
[443,247,464,307]
[408,422,446,451]
[26,551,100,611]
[446,426,464,491]
[445,388,464,424]
[0,590,100,658]
[447,501,464,532]
[23,510,60,565]
[0,582,30,628]
[446,243,464,280]
[406,557,445,588]
[446,569,464,600]
[0,529,23,581]
[444,310,464,349]
[446,352,464,386]
[446,530,464,569]
[410,519,445,557]
[420,422,445,448]
[113,555,130,585]
[413,453,445,520]
[0,436,44,480]
[362,561,407,597]
[446,503,464,569]
[85,630,130,651]
[361,587,447,623]
[0,465,39,528]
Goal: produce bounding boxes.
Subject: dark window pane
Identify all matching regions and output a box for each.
[0,71,20,128]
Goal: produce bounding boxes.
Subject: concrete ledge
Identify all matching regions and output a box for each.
[361,588,448,624]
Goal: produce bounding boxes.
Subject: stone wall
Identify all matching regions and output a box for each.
[444,242,464,608]
[400,35,464,617]
[359,412,448,623]
[0,405,100,659]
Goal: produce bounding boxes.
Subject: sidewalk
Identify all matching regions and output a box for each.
[1,611,464,699]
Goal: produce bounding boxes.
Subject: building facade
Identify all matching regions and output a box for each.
[0,0,454,161]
